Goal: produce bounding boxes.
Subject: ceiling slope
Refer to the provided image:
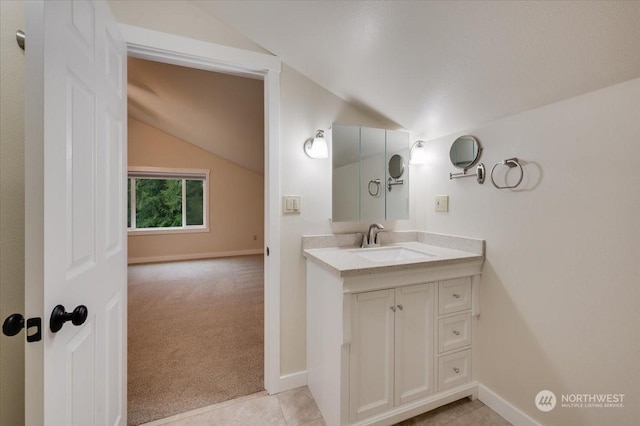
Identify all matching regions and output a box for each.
[128,57,264,174]
[192,0,640,140]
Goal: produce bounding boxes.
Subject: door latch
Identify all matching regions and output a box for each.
[2,313,42,342]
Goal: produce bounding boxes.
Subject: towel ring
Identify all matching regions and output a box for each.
[490,158,523,189]
[368,179,381,197]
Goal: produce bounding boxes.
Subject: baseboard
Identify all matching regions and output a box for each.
[478,384,541,426]
[276,371,307,393]
[128,249,264,265]
[275,376,541,426]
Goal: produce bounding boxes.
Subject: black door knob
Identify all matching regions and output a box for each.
[2,313,25,336]
[50,305,88,333]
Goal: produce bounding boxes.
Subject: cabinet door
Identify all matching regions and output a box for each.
[350,289,395,422]
[394,283,435,406]
[360,127,386,221]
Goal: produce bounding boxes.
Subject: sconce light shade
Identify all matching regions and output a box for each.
[410,140,428,164]
[304,130,329,159]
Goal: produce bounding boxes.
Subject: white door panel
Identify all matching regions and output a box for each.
[349,289,395,422]
[394,283,434,406]
[25,1,127,424]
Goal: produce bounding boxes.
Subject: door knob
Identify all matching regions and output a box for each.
[50,305,88,333]
[2,313,42,342]
[2,314,24,336]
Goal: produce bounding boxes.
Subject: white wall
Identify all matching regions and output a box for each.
[0,2,25,425]
[278,65,414,373]
[108,1,412,377]
[415,77,640,425]
[9,6,630,424]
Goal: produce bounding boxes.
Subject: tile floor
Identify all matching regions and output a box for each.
[140,386,511,426]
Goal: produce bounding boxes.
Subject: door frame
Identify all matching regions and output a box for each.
[120,24,283,394]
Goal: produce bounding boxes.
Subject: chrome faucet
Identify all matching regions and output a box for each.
[361,223,385,247]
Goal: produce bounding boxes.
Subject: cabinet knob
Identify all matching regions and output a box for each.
[390,306,396,312]
[396,304,403,311]
[452,330,460,336]
[452,293,461,299]
[453,367,460,374]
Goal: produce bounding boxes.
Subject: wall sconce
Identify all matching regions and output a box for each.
[410,140,428,164]
[304,130,329,159]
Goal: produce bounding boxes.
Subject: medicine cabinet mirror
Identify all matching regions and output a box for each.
[332,124,410,222]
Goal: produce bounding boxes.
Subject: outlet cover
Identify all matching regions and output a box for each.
[435,195,449,212]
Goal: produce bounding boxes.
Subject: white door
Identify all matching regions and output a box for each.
[349,289,395,422]
[394,283,434,406]
[24,1,127,425]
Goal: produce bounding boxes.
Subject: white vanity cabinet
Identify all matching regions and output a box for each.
[349,284,434,422]
[305,256,483,426]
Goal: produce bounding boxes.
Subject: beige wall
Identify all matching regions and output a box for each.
[0,1,25,425]
[414,77,640,425]
[128,118,264,262]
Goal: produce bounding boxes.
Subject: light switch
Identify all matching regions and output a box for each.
[435,195,449,212]
[283,195,301,215]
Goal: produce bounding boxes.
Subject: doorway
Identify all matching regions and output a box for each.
[123,29,282,405]
[125,56,266,424]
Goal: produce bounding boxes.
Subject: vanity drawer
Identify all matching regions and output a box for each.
[437,349,471,391]
[438,313,471,353]
[438,278,471,315]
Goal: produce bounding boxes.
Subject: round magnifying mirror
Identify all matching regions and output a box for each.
[388,154,405,179]
[449,135,481,170]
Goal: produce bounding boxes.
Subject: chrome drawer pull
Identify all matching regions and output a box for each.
[452,330,460,336]
[453,367,460,374]
[452,293,461,299]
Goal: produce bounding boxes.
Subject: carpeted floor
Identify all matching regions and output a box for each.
[127,255,264,425]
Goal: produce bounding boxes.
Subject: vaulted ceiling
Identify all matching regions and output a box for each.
[127,57,264,174]
[192,0,640,140]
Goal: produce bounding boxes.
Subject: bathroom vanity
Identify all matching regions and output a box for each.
[303,232,484,426]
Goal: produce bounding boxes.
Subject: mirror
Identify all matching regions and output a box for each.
[388,154,404,179]
[331,124,360,222]
[450,135,481,170]
[332,124,410,222]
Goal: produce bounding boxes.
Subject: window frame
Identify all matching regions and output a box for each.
[127,166,210,236]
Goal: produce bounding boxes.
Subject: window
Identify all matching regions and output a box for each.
[128,167,209,235]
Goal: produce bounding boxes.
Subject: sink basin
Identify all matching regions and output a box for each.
[351,246,435,263]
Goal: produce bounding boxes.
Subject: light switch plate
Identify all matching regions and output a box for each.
[283,195,301,215]
[435,195,449,212]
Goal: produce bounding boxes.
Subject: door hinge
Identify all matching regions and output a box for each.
[16,30,25,51]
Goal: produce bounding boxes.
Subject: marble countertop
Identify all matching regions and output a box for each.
[302,232,485,277]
